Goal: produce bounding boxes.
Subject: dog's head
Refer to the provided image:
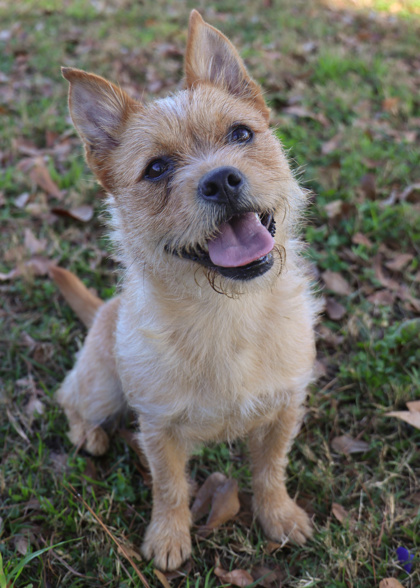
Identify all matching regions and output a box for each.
[63,10,306,295]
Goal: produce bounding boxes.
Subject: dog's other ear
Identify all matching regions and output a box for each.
[62,67,140,188]
[185,10,269,121]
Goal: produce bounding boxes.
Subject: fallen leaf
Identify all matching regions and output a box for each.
[385,253,413,272]
[154,569,171,588]
[198,478,240,536]
[14,192,30,208]
[252,565,285,587]
[321,133,342,155]
[373,256,401,291]
[117,542,142,562]
[360,173,377,200]
[386,403,420,429]
[15,535,29,556]
[0,256,54,281]
[316,324,344,347]
[331,434,370,455]
[214,566,254,587]
[367,290,395,306]
[52,205,94,222]
[265,541,282,554]
[325,199,343,219]
[322,270,352,296]
[325,297,347,321]
[352,232,373,248]
[282,105,328,126]
[28,159,63,199]
[382,97,400,114]
[407,400,420,412]
[191,472,227,522]
[25,397,45,420]
[399,182,420,203]
[379,580,404,588]
[24,228,47,255]
[332,502,350,524]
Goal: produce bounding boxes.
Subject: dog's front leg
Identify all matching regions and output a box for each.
[249,404,313,545]
[140,424,192,571]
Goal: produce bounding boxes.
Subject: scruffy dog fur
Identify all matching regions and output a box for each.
[54,10,319,571]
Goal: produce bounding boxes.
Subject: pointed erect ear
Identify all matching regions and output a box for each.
[185,10,269,121]
[62,67,139,165]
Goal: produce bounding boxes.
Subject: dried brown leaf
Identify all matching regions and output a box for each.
[325,297,346,321]
[24,228,47,255]
[407,400,420,412]
[332,502,349,524]
[379,580,404,588]
[25,397,45,420]
[154,569,171,588]
[282,105,328,126]
[373,256,400,291]
[316,324,344,347]
[325,199,343,219]
[367,290,395,306]
[0,256,55,281]
[252,565,285,587]
[198,478,240,536]
[360,173,377,200]
[331,434,370,455]
[399,182,420,203]
[15,535,29,556]
[321,133,342,155]
[265,541,282,554]
[29,161,63,199]
[214,566,254,587]
[191,472,226,522]
[352,232,372,248]
[385,253,413,272]
[14,192,30,208]
[382,97,400,114]
[52,204,94,222]
[322,270,352,296]
[385,411,420,430]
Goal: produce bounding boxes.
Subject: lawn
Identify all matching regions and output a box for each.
[0,0,419,586]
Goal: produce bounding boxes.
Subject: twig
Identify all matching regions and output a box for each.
[66,483,151,588]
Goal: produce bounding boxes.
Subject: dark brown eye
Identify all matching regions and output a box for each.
[144,158,171,181]
[229,125,253,144]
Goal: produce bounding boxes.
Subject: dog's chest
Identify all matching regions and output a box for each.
[116,286,314,441]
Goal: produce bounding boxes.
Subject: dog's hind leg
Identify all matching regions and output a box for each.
[57,297,124,456]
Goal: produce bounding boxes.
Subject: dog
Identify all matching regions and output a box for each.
[53,9,319,571]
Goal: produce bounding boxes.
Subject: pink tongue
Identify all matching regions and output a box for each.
[207,213,275,268]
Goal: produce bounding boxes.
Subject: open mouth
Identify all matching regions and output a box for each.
[172,211,276,281]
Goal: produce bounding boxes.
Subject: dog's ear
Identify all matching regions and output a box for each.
[62,67,140,188]
[185,10,269,121]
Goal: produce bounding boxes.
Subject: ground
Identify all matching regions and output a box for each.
[0,0,419,586]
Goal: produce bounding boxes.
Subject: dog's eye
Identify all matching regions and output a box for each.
[229,125,253,144]
[144,159,171,180]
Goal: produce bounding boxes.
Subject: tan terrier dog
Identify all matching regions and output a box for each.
[53,10,319,571]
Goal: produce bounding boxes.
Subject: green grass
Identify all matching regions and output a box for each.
[1,0,419,586]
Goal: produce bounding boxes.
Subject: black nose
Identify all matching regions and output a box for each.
[198,166,245,205]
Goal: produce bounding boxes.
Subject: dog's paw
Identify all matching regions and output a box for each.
[142,515,191,571]
[68,423,109,456]
[258,497,312,545]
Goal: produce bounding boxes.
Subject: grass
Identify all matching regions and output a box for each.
[0,0,419,586]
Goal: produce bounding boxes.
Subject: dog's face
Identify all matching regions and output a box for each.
[63,11,305,293]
